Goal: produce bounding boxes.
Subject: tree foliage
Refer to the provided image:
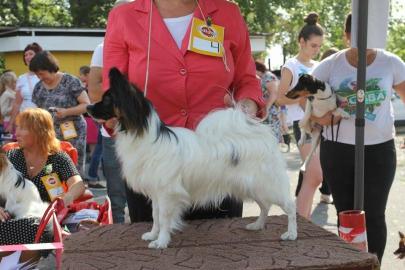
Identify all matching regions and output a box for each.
[0,0,115,27]
[0,0,403,61]
[387,19,405,61]
[277,0,351,59]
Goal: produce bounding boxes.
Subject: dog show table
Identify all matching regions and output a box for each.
[61,216,379,270]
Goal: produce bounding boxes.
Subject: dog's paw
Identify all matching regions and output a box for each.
[148,239,169,249]
[245,222,264,231]
[342,112,350,119]
[142,231,158,241]
[281,230,297,241]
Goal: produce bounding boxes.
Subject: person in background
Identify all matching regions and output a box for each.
[277,12,324,219]
[312,13,405,263]
[86,0,135,223]
[29,51,90,177]
[316,47,339,204]
[0,71,17,143]
[7,43,43,133]
[79,65,104,189]
[255,61,280,141]
[102,0,264,222]
[6,108,86,205]
[79,66,90,88]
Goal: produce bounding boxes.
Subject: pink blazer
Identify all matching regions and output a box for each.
[103,0,264,129]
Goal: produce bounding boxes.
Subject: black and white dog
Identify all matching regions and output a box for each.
[0,148,48,219]
[87,68,297,249]
[286,74,350,171]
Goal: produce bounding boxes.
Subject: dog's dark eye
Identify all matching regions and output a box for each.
[103,95,112,105]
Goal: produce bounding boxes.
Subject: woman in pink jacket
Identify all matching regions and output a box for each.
[103,0,265,222]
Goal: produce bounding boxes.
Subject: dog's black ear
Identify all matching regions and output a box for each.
[400,231,405,239]
[299,74,326,93]
[313,77,326,92]
[109,67,128,89]
[299,74,315,85]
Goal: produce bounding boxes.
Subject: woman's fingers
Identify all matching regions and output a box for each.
[0,208,11,222]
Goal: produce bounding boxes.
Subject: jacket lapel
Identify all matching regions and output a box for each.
[134,0,185,64]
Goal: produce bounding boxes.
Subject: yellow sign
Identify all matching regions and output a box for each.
[188,17,224,57]
[41,172,64,201]
[60,121,78,140]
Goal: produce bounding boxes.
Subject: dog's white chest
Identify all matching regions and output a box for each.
[311,96,337,118]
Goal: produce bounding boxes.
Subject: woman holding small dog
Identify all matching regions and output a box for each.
[277,12,324,219]
[311,14,405,263]
[5,108,86,206]
[101,0,265,222]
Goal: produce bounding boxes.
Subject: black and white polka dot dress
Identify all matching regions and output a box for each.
[6,149,79,202]
[0,217,52,245]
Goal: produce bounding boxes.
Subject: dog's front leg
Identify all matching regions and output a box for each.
[298,102,312,145]
[142,199,160,241]
[148,196,180,249]
[333,108,350,119]
[280,200,297,241]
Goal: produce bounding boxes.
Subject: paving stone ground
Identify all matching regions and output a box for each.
[38,130,405,269]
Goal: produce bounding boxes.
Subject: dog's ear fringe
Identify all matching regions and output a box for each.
[107,67,152,136]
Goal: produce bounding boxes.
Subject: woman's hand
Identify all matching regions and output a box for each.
[60,193,74,206]
[55,108,68,119]
[0,207,11,222]
[311,111,342,126]
[63,175,86,206]
[238,98,258,117]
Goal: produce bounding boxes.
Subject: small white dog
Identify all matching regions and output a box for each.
[0,149,48,219]
[286,74,350,171]
[88,68,297,249]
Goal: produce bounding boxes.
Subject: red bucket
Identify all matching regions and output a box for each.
[338,210,368,252]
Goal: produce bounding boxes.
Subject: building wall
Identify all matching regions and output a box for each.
[4,51,93,77]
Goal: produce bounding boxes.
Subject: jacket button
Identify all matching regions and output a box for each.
[179,68,187,76]
[180,109,187,116]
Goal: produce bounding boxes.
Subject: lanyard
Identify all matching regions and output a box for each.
[144,0,230,97]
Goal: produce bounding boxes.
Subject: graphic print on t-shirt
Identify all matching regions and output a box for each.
[336,77,386,121]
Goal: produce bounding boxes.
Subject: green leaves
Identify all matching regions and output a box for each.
[0,0,115,27]
[0,0,402,62]
[387,19,405,61]
[234,0,351,59]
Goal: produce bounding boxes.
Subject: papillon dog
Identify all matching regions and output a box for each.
[87,68,297,249]
[0,148,48,219]
[286,74,350,171]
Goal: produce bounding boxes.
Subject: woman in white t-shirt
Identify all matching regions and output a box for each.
[277,12,324,219]
[312,14,405,263]
[6,43,42,133]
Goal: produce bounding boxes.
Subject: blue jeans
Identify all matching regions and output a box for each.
[102,136,127,223]
[87,130,103,181]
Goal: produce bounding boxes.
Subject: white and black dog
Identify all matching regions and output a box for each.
[0,148,48,219]
[88,68,297,249]
[286,74,350,171]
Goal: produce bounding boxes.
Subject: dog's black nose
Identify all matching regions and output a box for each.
[87,104,95,114]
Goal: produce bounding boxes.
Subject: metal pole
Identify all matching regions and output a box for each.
[354,0,368,210]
